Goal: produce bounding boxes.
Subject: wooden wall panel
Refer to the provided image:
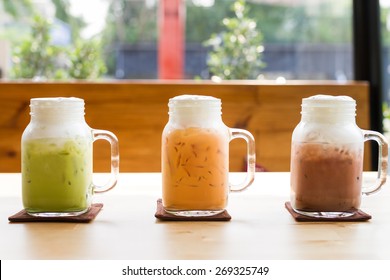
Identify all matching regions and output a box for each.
[0,81,370,172]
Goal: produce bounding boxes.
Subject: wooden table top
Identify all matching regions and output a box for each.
[1,172,389,260]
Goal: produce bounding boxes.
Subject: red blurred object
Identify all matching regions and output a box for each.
[158,0,185,79]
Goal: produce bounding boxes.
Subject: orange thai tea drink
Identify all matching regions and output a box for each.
[162,95,256,217]
[162,126,229,213]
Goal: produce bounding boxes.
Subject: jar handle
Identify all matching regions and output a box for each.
[229,128,256,192]
[92,129,120,193]
[362,130,388,195]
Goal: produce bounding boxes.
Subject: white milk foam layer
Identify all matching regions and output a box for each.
[30,97,85,119]
[302,94,356,118]
[168,95,222,126]
[169,95,220,106]
[302,94,355,108]
[296,94,360,144]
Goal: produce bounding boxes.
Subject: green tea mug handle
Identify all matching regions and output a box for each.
[229,128,256,192]
[92,129,120,193]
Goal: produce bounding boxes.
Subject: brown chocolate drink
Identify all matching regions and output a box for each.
[290,142,363,213]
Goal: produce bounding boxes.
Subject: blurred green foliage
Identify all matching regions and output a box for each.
[204,0,265,80]
[0,0,360,79]
[10,15,106,80]
[10,16,62,79]
[0,0,34,19]
[68,39,106,79]
[51,0,86,42]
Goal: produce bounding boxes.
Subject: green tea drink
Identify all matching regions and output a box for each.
[22,137,93,214]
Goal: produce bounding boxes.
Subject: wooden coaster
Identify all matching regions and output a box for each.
[8,203,103,223]
[155,199,231,221]
[285,202,371,222]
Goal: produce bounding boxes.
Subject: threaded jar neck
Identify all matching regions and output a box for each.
[30,97,85,122]
[301,94,356,123]
[168,95,222,126]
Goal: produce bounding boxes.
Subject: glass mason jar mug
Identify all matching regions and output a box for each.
[290,95,388,218]
[161,95,256,217]
[21,97,119,217]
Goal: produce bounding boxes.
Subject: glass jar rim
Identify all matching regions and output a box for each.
[168,94,221,107]
[302,94,356,108]
[30,97,85,118]
[30,97,84,107]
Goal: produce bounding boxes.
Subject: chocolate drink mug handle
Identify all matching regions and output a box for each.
[229,128,256,192]
[361,130,388,195]
[92,129,120,193]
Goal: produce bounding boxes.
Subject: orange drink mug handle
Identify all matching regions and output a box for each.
[229,128,256,192]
